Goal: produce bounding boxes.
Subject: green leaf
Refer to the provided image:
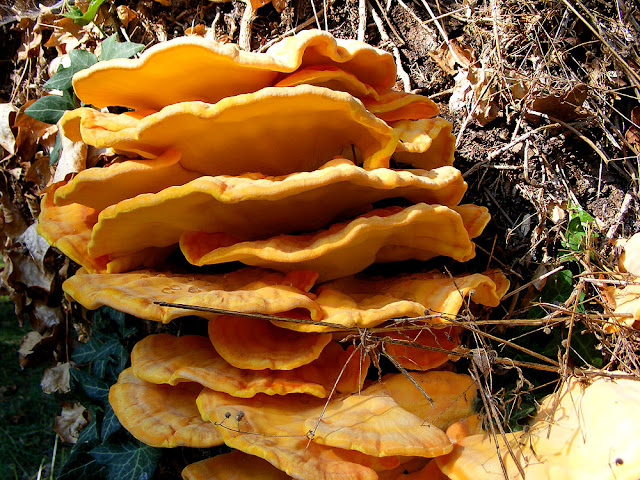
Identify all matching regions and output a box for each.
[59,442,108,480]
[24,93,75,124]
[99,34,144,61]
[90,440,161,480]
[76,405,100,445]
[101,403,121,442]
[63,0,109,25]
[72,334,115,364]
[44,49,98,91]
[50,131,63,165]
[71,368,110,402]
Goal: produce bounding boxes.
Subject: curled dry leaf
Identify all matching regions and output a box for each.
[41,361,71,394]
[54,402,88,443]
[51,124,87,183]
[0,103,17,156]
[527,83,589,122]
[428,39,476,75]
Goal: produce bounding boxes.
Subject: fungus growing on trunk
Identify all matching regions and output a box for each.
[35,27,512,479]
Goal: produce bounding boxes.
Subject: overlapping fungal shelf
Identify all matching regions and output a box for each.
[39,30,511,479]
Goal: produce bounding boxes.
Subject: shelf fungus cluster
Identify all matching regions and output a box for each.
[38,30,513,478]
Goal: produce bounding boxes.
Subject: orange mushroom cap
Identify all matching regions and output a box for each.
[437,373,640,480]
[180,204,480,282]
[61,85,397,176]
[276,269,509,333]
[197,388,450,479]
[37,183,105,272]
[363,91,440,123]
[181,451,293,480]
[85,158,467,258]
[73,30,396,110]
[208,315,332,370]
[383,326,462,371]
[392,118,456,170]
[38,183,172,273]
[303,394,452,457]
[363,371,478,431]
[131,333,367,398]
[109,368,223,448]
[275,65,381,101]
[53,149,199,210]
[62,267,322,323]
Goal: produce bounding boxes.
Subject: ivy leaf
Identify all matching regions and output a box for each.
[63,0,108,25]
[99,34,144,61]
[101,403,122,442]
[71,368,110,402]
[24,91,75,124]
[76,405,99,445]
[44,49,98,91]
[90,439,161,480]
[50,131,63,165]
[58,442,108,479]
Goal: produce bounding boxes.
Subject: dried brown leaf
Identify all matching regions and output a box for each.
[0,103,18,156]
[116,5,137,28]
[54,402,88,443]
[52,127,87,183]
[429,39,476,75]
[625,106,640,152]
[528,84,590,122]
[41,362,71,394]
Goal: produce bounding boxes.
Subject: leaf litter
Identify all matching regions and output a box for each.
[1,0,640,478]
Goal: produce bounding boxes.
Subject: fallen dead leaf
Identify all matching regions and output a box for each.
[42,362,71,394]
[450,66,499,126]
[625,106,640,153]
[18,329,52,358]
[469,67,499,125]
[55,402,88,443]
[24,153,53,191]
[116,5,137,28]
[0,103,18,156]
[429,38,476,75]
[527,83,589,122]
[52,126,87,183]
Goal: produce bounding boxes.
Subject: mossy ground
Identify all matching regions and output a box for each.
[0,299,69,480]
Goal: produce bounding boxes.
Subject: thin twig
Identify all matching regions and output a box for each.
[369,4,411,91]
[238,2,256,51]
[152,301,352,329]
[605,191,634,241]
[502,265,566,301]
[528,110,611,166]
[357,0,367,41]
[258,0,335,52]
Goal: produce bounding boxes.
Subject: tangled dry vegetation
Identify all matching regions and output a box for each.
[1,0,639,478]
